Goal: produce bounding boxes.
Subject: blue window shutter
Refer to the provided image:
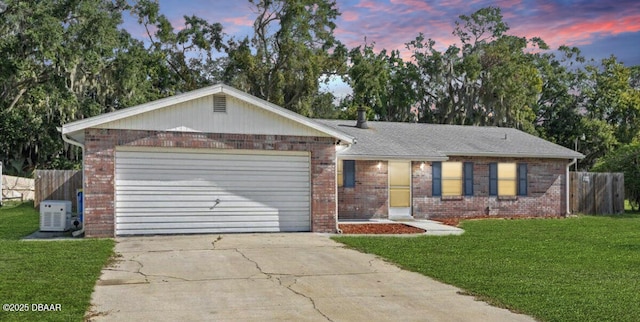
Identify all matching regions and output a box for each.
[464,162,474,196]
[489,163,497,196]
[518,163,528,196]
[432,162,442,197]
[344,160,355,188]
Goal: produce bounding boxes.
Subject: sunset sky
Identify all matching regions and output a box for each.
[123,0,640,94]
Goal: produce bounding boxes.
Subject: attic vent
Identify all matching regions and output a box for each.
[213,96,227,113]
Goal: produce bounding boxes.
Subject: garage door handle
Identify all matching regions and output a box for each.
[210,198,221,210]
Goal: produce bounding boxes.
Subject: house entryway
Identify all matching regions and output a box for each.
[388,160,412,219]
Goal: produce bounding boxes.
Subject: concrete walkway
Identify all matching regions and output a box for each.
[340,219,465,236]
[401,219,465,236]
[88,233,533,321]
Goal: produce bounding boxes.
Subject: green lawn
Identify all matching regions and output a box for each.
[0,202,114,322]
[333,214,640,322]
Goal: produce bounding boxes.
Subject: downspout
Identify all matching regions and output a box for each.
[566,158,577,216]
[334,142,355,234]
[61,131,85,237]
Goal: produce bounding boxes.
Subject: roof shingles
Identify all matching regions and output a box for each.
[316,119,584,160]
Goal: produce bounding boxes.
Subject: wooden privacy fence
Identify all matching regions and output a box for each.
[34,170,82,212]
[570,172,624,215]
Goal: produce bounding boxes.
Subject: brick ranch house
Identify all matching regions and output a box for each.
[61,84,584,237]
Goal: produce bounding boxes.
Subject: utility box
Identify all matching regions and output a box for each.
[40,200,72,231]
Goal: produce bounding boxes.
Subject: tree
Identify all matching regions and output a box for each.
[578,118,619,170]
[132,0,225,92]
[0,0,225,173]
[344,42,389,119]
[0,0,138,173]
[407,7,544,132]
[223,0,347,116]
[310,91,340,119]
[593,143,640,210]
[630,65,640,90]
[343,42,417,121]
[381,49,419,122]
[533,46,586,148]
[584,56,640,144]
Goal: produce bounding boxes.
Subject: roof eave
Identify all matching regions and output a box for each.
[219,86,355,144]
[443,151,585,159]
[61,84,355,144]
[336,154,449,161]
[62,84,225,135]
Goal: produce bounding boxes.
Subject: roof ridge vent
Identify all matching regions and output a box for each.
[213,95,227,113]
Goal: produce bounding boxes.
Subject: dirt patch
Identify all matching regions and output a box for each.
[339,223,425,234]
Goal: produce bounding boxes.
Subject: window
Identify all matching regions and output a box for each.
[490,162,527,197]
[498,163,517,196]
[442,162,462,196]
[338,160,355,188]
[433,162,472,197]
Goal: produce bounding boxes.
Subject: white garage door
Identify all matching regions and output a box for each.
[115,148,311,235]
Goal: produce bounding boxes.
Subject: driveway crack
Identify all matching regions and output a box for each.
[278,276,333,322]
[211,235,223,249]
[368,259,376,270]
[129,259,149,283]
[233,248,333,321]
[109,258,192,283]
[234,248,274,279]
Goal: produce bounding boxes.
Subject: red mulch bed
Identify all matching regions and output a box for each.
[339,223,425,234]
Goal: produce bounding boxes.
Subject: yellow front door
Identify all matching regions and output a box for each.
[388,161,411,218]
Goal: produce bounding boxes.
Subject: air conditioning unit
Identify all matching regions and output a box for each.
[40,200,72,232]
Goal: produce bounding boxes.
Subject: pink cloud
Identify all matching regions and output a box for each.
[342,10,359,22]
[170,17,187,31]
[222,16,254,27]
[355,0,384,11]
[389,0,436,13]
[512,13,640,49]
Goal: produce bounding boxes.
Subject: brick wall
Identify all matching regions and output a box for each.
[412,157,567,219]
[83,129,336,237]
[338,160,388,219]
[336,158,568,220]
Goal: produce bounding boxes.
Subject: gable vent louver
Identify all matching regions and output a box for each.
[213,96,227,113]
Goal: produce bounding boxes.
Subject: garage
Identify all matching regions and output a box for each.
[115,148,311,235]
[61,84,354,237]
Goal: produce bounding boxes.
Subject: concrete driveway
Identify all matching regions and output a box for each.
[88,233,534,321]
